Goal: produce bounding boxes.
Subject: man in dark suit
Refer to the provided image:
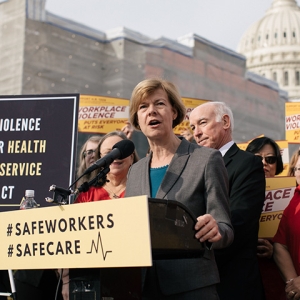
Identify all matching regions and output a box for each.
[189,101,266,300]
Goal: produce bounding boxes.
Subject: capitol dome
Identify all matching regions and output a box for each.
[237,0,300,101]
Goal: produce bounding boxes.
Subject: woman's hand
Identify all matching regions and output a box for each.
[257,239,273,258]
[195,214,221,243]
[61,282,69,300]
[286,277,300,299]
[60,268,69,300]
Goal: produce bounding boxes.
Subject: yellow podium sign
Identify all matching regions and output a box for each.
[0,195,152,270]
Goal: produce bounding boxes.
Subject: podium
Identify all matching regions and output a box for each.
[69,198,205,300]
[0,196,204,300]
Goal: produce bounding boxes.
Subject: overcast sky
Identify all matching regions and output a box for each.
[45,0,298,52]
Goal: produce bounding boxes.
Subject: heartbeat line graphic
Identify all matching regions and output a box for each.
[87,231,112,260]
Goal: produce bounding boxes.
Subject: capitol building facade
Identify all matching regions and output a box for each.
[238,0,300,102]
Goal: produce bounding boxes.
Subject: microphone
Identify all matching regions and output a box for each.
[45,197,67,205]
[46,185,72,205]
[74,182,90,195]
[49,185,72,196]
[82,139,135,176]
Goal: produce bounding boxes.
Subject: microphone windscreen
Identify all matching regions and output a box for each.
[112,139,135,159]
[79,181,90,193]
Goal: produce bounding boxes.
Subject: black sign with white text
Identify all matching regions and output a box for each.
[0,94,79,211]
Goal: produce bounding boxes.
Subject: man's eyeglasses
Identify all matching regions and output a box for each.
[293,167,300,173]
[257,155,277,164]
[83,149,96,158]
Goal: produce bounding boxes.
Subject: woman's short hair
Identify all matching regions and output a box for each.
[129,78,186,130]
[246,136,284,175]
[288,149,300,176]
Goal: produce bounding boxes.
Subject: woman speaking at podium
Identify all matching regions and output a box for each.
[125,78,234,299]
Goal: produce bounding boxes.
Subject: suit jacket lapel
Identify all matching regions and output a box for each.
[156,139,190,199]
[223,143,238,167]
[143,154,152,197]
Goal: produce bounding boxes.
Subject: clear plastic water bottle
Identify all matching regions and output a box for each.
[20,190,38,210]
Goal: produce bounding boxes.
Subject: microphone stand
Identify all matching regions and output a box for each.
[0,269,16,300]
[73,167,110,199]
[47,167,110,205]
[46,185,72,205]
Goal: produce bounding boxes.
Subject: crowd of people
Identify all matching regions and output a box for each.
[4,78,300,300]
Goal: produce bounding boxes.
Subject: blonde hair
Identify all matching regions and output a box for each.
[288,149,300,177]
[76,135,102,186]
[129,78,186,130]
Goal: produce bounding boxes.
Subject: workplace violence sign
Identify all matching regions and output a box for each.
[0,94,79,212]
[78,95,129,134]
[285,102,300,143]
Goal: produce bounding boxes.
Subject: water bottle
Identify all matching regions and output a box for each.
[20,190,38,210]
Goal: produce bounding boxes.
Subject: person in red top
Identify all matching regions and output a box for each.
[273,149,300,300]
[75,185,126,202]
[61,131,138,300]
[75,131,138,203]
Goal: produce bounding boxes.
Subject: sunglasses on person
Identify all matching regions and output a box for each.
[256,155,277,164]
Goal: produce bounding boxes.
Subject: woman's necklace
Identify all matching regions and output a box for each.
[105,184,125,199]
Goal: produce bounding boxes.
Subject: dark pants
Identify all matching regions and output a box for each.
[0,270,11,300]
[143,265,219,300]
